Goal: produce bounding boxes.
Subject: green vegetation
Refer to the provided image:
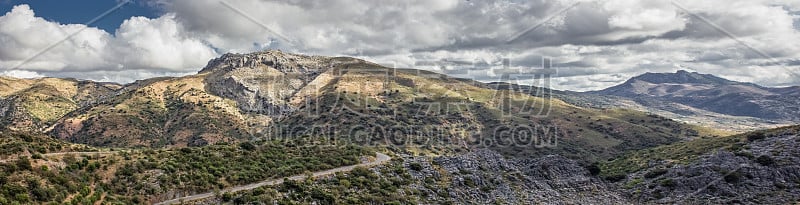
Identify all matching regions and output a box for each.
[227,160,421,204]
[110,142,370,198]
[0,130,95,158]
[0,139,372,204]
[0,154,116,205]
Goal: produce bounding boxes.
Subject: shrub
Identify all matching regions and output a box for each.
[755,155,775,166]
[240,142,256,151]
[723,171,742,184]
[16,157,32,171]
[644,169,668,179]
[604,174,627,182]
[14,193,29,203]
[409,163,422,171]
[659,179,675,188]
[222,192,233,202]
[746,132,767,142]
[623,178,643,189]
[586,163,601,176]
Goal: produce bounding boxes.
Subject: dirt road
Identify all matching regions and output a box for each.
[154,152,391,205]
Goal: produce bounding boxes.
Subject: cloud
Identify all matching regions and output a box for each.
[1,1,800,91]
[41,70,195,84]
[111,14,217,71]
[1,70,45,79]
[0,4,110,71]
[0,4,216,73]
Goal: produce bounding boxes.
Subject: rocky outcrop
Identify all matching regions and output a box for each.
[200,50,366,120]
[0,96,37,132]
[199,50,330,74]
[400,150,628,204]
[624,132,800,204]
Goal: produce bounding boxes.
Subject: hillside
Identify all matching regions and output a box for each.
[0,77,119,133]
[38,51,709,164]
[50,75,250,147]
[0,129,97,161]
[600,125,800,203]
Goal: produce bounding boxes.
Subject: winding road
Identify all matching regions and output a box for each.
[154,152,391,205]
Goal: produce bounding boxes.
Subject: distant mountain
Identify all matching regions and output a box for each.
[591,70,800,124]
[606,70,739,88]
[487,71,796,132]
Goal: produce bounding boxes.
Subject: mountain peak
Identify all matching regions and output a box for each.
[198,50,331,74]
[631,70,735,85]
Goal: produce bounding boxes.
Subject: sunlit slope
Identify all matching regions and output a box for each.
[0,77,118,132]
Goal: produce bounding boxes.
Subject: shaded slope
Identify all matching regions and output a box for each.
[593,70,800,122]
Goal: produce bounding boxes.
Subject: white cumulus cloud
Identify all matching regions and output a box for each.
[0,4,217,83]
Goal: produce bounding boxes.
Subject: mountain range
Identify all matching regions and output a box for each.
[0,50,798,204]
[493,70,800,132]
[2,51,798,155]
[593,70,800,123]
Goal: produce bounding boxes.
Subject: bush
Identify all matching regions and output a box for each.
[222,192,233,202]
[409,163,422,171]
[746,132,767,141]
[604,174,626,182]
[240,142,256,151]
[15,157,32,171]
[659,179,675,188]
[14,193,29,203]
[723,171,742,184]
[644,169,668,179]
[755,155,775,166]
[586,163,601,176]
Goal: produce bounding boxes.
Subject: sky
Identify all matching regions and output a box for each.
[0,0,799,91]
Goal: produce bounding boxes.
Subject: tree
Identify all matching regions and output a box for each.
[222,192,234,202]
[16,156,32,171]
[724,170,742,184]
[756,155,775,166]
[409,163,422,171]
[240,142,256,151]
[586,163,601,176]
[14,193,30,203]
